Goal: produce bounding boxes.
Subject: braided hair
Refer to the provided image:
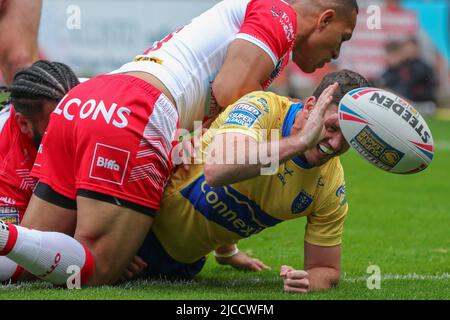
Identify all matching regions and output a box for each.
[9,60,79,118]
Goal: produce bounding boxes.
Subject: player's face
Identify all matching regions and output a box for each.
[293,9,356,73]
[32,100,57,147]
[303,103,350,167]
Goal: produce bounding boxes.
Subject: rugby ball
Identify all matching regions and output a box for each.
[338,87,434,174]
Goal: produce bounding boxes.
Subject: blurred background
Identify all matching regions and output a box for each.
[2,0,450,118]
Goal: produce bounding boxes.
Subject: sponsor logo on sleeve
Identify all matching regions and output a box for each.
[89,143,130,185]
[336,185,347,206]
[257,98,270,113]
[224,103,263,128]
[270,5,295,43]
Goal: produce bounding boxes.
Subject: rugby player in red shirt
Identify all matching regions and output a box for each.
[0,60,79,281]
[0,0,358,286]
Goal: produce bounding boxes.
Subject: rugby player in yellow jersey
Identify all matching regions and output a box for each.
[136,70,370,293]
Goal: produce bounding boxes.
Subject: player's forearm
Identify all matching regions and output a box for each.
[204,135,308,187]
[306,267,340,291]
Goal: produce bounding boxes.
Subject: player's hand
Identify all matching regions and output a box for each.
[120,256,148,281]
[215,251,271,272]
[280,265,310,293]
[180,138,197,171]
[177,129,206,172]
[299,82,339,150]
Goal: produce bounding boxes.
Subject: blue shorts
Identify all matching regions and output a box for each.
[137,231,206,280]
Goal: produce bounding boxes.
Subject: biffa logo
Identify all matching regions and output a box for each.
[96,157,120,172]
[89,143,130,185]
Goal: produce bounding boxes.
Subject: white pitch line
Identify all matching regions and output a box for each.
[343,273,450,282]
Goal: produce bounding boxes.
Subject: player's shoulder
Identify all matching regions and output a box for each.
[241,0,297,41]
[236,91,288,111]
[314,157,347,212]
[230,91,288,122]
[321,157,346,186]
[326,156,345,174]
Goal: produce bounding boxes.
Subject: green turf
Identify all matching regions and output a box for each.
[0,118,448,300]
[0,91,10,108]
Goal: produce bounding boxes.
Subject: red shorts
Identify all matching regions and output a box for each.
[31,74,179,211]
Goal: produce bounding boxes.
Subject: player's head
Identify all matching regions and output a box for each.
[293,69,370,167]
[289,0,358,73]
[9,60,79,147]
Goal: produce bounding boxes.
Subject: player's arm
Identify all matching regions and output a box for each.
[0,0,42,83]
[204,83,338,187]
[212,39,274,108]
[304,242,341,290]
[280,242,341,293]
[205,132,304,187]
[212,0,297,108]
[280,171,347,293]
[214,243,270,272]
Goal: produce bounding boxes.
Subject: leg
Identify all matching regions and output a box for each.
[0,191,77,283]
[0,219,92,286]
[0,0,42,83]
[0,185,76,282]
[63,75,178,285]
[75,196,153,285]
[0,75,178,286]
[0,195,154,286]
[0,192,88,286]
[21,194,77,235]
[0,256,19,282]
[137,230,206,281]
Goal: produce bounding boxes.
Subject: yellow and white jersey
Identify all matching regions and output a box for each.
[153,92,348,264]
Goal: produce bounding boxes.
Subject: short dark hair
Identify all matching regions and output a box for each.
[9,60,79,118]
[292,0,359,15]
[327,0,359,15]
[341,0,359,14]
[312,69,371,105]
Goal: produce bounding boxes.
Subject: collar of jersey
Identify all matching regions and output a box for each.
[282,103,313,170]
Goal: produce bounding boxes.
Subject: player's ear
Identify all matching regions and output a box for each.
[318,9,336,30]
[15,112,33,139]
[303,96,316,119]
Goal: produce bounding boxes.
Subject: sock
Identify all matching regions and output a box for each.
[0,256,22,282]
[0,221,94,286]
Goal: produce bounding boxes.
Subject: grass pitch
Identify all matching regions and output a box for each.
[0,118,448,300]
